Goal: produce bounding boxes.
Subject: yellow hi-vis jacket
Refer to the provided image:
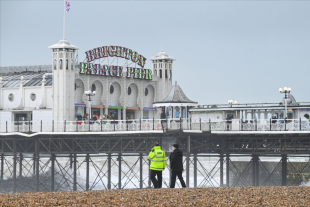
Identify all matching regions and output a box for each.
[148,146,166,171]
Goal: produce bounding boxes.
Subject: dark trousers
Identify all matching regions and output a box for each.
[170,170,186,188]
[150,170,162,188]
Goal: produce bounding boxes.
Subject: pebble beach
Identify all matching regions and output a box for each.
[0,186,309,206]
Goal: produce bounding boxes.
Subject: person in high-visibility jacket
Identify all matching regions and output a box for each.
[148,142,166,188]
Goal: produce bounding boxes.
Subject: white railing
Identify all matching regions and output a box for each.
[0,118,309,133]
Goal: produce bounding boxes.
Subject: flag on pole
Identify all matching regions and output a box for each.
[66,1,70,12]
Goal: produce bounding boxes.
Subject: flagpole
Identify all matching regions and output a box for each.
[63,0,66,40]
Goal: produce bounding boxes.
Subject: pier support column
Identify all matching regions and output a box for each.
[13,153,17,193]
[220,137,224,187]
[194,153,197,188]
[252,155,259,186]
[13,139,17,193]
[186,135,190,187]
[282,154,287,186]
[51,154,55,192]
[226,154,230,187]
[35,137,40,192]
[107,154,111,190]
[35,153,40,192]
[0,154,3,188]
[118,153,122,189]
[70,154,73,169]
[86,154,90,191]
[19,153,23,178]
[33,154,35,177]
[220,153,224,187]
[73,154,77,191]
[148,160,151,188]
[139,153,143,189]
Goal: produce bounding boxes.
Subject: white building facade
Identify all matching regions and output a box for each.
[0,39,177,129]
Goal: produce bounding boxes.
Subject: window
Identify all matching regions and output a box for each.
[30,93,36,101]
[8,94,14,102]
[169,70,172,79]
[75,83,77,90]
[71,60,74,70]
[145,88,148,96]
[66,59,68,69]
[154,69,157,76]
[92,84,96,92]
[53,59,57,70]
[59,59,63,69]
[165,69,168,79]
[159,69,162,78]
[128,87,132,95]
[110,85,114,94]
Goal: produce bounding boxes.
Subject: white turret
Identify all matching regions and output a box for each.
[150,49,175,101]
[48,39,79,126]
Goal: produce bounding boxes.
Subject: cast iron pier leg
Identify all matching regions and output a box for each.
[51,154,55,192]
[0,154,3,188]
[194,153,197,188]
[13,139,17,193]
[148,160,151,188]
[252,155,259,186]
[13,153,17,193]
[140,153,143,189]
[32,154,35,177]
[118,153,122,189]
[282,154,287,186]
[220,153,224,187]
[86,154,90,191]
[19,153,23,178]
[108,154,111,190]
[226,154,230,187]
[73,154,77,191]
[36,153,40,192]
[186,135,190,187]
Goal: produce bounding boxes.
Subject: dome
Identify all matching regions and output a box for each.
[48,39,79,50]
[157,51,168,57]
[150,50,176,61]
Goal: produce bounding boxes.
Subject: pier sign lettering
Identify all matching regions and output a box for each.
[79,63,152,80]
[80,45,152,80]
[85,46,146,68]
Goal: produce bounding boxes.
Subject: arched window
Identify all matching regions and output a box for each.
[145,88,148,96]
[159,69,162,78]
[92,84,96,92]
[53,59,57,70]
[59,59,63,69]
[110,85,114,94]
[71,60,74,70]
[169,70,172,79]
[128,87,132,95]
[165,69,168,79]
[154,69,157,76]
[66,59,68,70]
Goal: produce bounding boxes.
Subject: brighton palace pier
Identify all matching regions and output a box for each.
[1,39,310,193]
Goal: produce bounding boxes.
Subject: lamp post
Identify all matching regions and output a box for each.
[85,90,96,132]
[279,87,291,120]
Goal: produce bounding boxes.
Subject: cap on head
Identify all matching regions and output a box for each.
[154,142,159,146]
[173,143,179,149]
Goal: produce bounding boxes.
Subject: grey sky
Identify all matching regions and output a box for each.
[1,0,310,104]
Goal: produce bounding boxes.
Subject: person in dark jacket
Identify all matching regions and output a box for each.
[169,143,186,188]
